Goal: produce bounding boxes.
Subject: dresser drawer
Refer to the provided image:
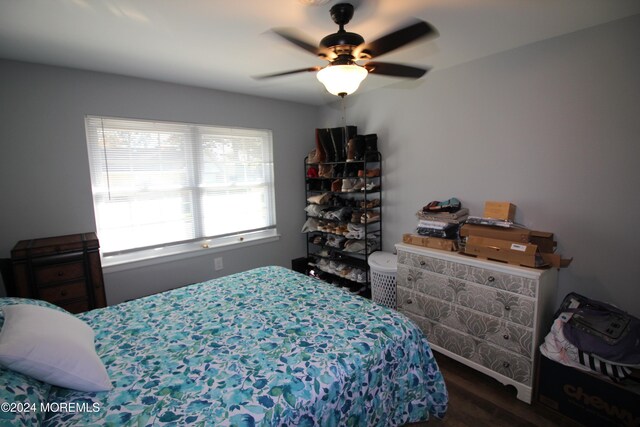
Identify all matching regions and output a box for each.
[398,264,535,328]
[398,250,537,297]
[38,280,88,303]
[34,261,85,285]
[403,310,532,386]
[398,286,533,358]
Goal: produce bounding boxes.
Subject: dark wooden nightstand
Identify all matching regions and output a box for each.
[10,232,107,313]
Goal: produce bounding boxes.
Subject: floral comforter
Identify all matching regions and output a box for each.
[44,266,447,426]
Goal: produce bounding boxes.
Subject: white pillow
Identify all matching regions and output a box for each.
[0,304,112,392]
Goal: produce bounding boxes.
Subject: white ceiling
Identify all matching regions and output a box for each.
[1,0,639,105]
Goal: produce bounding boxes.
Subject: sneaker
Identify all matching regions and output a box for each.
[357,168,381,178]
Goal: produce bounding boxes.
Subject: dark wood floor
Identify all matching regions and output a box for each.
[407,353,583,427]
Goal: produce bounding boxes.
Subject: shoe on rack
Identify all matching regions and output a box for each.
[346,138,357,162]
[307,193,331,204]
[361,182,379,192]
[361,198,380,209]
[319,164,333,178]
[336,224,348,235]
[361,212,381,224]
[331,179,342,192]
[317,128,335,162]
[306,149,318,164]
[353,135,365,161]
[357,168,380,178]
[353,178,366,191]
[342,178,360,192]
[330,128,346,162]
[364,134,378,161]
[301,218,319,232]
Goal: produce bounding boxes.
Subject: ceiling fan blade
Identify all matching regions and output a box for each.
[253,66,322,80]
[353,19,437,60]
[271,28,335,60]
[364,62,429,79]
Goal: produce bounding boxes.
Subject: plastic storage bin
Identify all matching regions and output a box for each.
[368,251,398,309]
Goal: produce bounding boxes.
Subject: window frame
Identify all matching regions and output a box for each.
[85,115,278,269]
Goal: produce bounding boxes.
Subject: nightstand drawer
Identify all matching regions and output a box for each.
[398,264,536,328]
[34,261,85,285]
[38,280,88,303]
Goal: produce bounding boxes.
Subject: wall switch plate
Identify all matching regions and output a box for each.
[214,257,224,271]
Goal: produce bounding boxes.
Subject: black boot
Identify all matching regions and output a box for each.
[317,128,335,162]
[364,134,378,161]
[346,137,356,162]
[353,135,365,161]
[330,126,357,162]
[329,128,345,162]
[345,126,357,142]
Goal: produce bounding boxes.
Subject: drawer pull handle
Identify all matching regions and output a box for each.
[407,277,413,282]
[504,305,511,311]
[502,361,510,368]
[503,334,510,340]
[419,260,426,266]
[487,276,495,282]
[406,298,413,304]
[57,271,64,277]
[60,290,68,297]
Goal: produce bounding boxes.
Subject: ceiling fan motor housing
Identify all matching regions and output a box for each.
[320,31,364,51]
[320,3,364,58]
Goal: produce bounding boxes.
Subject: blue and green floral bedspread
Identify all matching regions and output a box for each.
[45,266,448,426]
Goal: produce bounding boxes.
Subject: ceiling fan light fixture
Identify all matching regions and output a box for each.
[316,64,368,97]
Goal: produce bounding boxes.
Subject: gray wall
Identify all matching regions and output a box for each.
[321,14,640,316]
[2,13,639,316]
[0,60,316,304]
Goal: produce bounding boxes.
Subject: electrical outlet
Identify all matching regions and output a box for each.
[214,257,223,271]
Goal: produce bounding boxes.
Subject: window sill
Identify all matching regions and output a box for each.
[102,229,280,274]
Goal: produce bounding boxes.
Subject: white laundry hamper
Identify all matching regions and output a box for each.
[368,251,398,309]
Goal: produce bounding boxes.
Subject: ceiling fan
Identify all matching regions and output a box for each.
[255,2,438,97]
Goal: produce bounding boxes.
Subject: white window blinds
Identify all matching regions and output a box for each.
[85,116,276,255]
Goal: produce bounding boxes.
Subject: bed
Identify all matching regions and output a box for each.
[1,266,447,426]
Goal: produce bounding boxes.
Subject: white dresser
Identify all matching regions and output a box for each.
[395,243,558,403]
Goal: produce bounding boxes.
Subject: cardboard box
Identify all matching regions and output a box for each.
[537,355,640,427]
[530,230,556,253]
[460,223,531,243]
[540,252,573,268]
[402,233,458,252]
[483,201,516,221]
[464,235,546,268]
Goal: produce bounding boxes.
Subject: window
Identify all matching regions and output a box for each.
[85,116,276,256]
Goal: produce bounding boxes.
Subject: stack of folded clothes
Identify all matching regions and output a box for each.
[415,198,468,239]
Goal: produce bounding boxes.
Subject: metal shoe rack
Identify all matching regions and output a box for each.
[303,147,382,298]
